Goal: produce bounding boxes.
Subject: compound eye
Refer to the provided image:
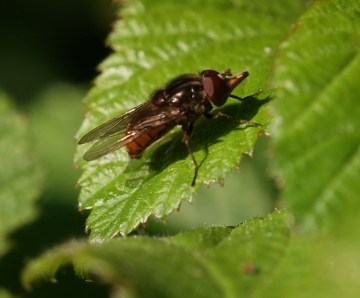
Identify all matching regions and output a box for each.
[201,70,229,107]
[200,69,220,77]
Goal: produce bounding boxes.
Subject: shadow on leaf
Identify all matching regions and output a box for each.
[122,96,270,188]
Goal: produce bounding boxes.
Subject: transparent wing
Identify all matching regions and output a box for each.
[79,101,183,161]
[83,127,149,161]
[78,101,156,144]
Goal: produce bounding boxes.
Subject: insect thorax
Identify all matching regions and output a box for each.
[165,75,213,117]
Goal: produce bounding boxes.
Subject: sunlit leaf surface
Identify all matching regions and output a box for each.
[22,210,290,297]
[75,0,306,239]
[271,0,360,232]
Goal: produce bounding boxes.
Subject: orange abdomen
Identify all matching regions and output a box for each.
[126,124,175,158]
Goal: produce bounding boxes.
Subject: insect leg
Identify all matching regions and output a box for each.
[183,123,198,187]
[229,89,262,101]
[204,111,262,127]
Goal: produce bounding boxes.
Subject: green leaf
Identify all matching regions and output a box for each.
[27,83,85,202]
[22,209,360,297]
[22,210,291,297]
[22,211,360,298]
[0,288,13,298]
[21,2,360,296]
[270,0,360,233]
[0,91,44,256]
[75,0,307,239]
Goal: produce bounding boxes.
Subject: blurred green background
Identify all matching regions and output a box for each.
[0,1,114,296]
[0,0,277,296]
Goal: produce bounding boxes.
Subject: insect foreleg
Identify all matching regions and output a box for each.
[182,123,198,187]
[204,111,261,127]
[229,89,262,101]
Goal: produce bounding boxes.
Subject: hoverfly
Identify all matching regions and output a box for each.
[78,69,261,186]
